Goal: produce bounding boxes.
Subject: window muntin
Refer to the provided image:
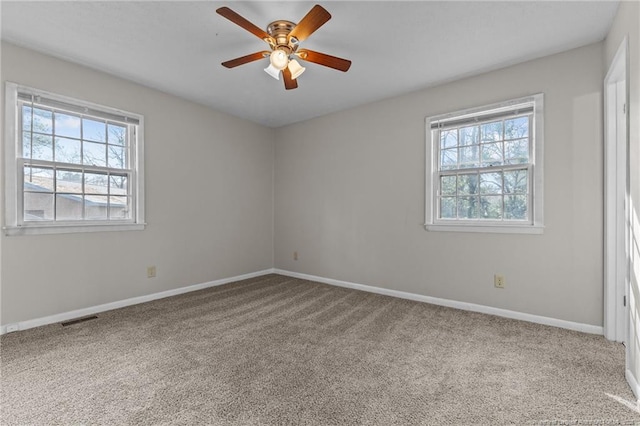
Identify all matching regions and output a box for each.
[5,82,145,235]
[426,95,543,233]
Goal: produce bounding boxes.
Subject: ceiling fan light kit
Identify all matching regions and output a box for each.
[216,4,351,90]
[270,49,289,70]
[264,63,281,80]
[288,59,306,79]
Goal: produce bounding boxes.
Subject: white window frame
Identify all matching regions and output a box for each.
[425,94,544,234]
[3,82,146,236]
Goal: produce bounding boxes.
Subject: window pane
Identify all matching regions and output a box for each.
[107,145,126,169]
[24,192,54,221]
[459,126,479,146]
[480,196,502,219]
[109,196,131,219]
[22,132,31,158]
[457,173,478,195]
[54,112,81,139]
[24,166,54,191]
[440,175,456,196]
[504,195,527,220]
[56,170,83,193]
[56,194,83,220]
[504,169,528,194]
[22,106,32,131]
[110,175,128,195]
[504,139,529,164]
[481,142,503,166]
[457,196,478,219]
[33,108,53,134]
[440,130,457,149]
[108,124,126,146]
[31,134,53,161]
[504,116,529,139]
[479,172,502,194]
[85,172,108,194]
[85,196,108,220]
[440,148,457,170]
[55,137,82,164]
[83,141,107,167]
[481,121,502,142]
[459,145,479,168]
[83,118,107,142]
[440,197,456,219]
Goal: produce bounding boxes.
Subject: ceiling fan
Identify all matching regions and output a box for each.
[216,4,352,90]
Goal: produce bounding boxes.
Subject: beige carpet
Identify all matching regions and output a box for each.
[1,274,638,425]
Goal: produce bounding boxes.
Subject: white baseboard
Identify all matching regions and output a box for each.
[1,268,605,337]
[627,369,640,400]
[0,269,275,335]
[273,269,604,335]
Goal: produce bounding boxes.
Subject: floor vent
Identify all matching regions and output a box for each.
[61,315,98,327]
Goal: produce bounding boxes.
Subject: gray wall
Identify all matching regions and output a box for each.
[274,43,605,327]
[1,42,275,325]
[0,38,614,332]
[604,0,640,393]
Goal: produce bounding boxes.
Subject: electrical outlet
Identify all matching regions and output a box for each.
[494,274,505,289]
[147,266,156,278]
[293,251,298,261]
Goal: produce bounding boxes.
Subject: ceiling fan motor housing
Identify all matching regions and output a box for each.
[267,20,298,53]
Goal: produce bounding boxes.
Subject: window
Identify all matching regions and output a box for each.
[425,94,543,234]
[4,82,145,235]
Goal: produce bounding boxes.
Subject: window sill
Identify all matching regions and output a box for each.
[4,222,146,236]
[425,223,544,235]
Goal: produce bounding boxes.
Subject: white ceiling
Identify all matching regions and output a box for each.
[1,1,619,128]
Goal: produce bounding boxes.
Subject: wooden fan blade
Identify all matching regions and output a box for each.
[297,49,351,72]
[282,68,298,90]
[288,4,331,42]
[216,7,274,44]
[221,51,270,68]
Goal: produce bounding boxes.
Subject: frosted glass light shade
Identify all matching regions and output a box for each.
[270,49,289,70]
[288,59,306,80]
[264,63,281,80]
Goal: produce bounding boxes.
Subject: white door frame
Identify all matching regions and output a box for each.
[604,36,629,345]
